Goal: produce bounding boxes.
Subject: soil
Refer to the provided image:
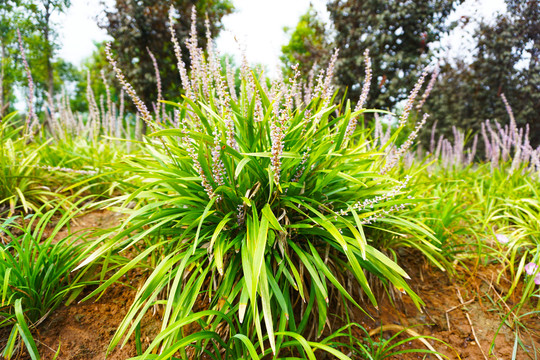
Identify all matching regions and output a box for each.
[47,209,125,242]
[345,252,540,359]
[37,283,141,360]
[34,210,161,360]
[4,210,540,360]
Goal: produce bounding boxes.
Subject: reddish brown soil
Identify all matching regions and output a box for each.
[37,283,145,360]
[5,211,539,359]
[37,211,161,360]
[48,209,125,242]
[344,251,540,359]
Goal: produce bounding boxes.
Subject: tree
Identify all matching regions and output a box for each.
[326,0,462,110]
[26,0,71,98]
[0,0,31,116]
[99,0,234,133]
[280,5,331,79]
[425,0,540,146]
[0,0,75,118]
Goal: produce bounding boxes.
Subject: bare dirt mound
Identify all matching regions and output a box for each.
[347,252,540,359]
[17,211,540,359]
[37,283,140,360]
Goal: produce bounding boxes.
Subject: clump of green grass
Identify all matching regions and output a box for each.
[407,121,540,357]
[75,7,446,358]
[0,204,91,359]
[0,113,62,215]
[38,135,132,200]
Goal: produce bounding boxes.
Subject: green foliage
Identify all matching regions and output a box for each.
[0,110,128,215]
[0,0,33,116]
[0,113,61,215]
[73,24,455,357]
[0,206,89,358]
[0,0,76,117]
[26,0,71,97]
[99,0,234,131]
[352,324,449,360]
[37,133,133,199]
[413,169,484,259]
[0,2,538,357]
[412,154,540,307]
[425,0,540,146]
[280,5,331,79]
[326,0,462,110]
[487,174,540,310]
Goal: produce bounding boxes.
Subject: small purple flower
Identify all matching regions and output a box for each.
[525,262,539,276]
[495,234,509,244]
[535,274,540,286]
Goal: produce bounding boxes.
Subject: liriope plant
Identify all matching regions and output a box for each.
[37,134,132,199]
[0,113,65,215]
[0,201,93,359]
[77,7,442,358]
[489,177,540,310]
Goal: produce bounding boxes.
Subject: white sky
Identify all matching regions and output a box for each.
[57,0,506,75]
[56,0,111,63]
[437,0,507,62]
[215,0,329,75]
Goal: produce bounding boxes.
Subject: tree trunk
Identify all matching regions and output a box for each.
[44,1,53,99]
[0,42,5,117]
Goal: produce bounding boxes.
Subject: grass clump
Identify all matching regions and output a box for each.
[76,8,446,359]
[0,205,90,359]
[0,113,62,216]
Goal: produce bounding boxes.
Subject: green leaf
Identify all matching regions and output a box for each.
[193,196,218,254]
[208,212,233,255]
[15,299,40,360]
[275,331,317,360]
[235,157,252,179]
[262,203,285,232]
[289,241,328,303]
[258,264,276,354]
[233,334,261,360]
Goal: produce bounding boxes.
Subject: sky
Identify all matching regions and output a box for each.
[57,0,329,75]
[57,0,506,75]
[436,0,507,62]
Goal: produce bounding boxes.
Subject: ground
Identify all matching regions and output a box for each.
[6,210,540,359]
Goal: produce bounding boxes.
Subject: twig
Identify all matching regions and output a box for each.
[481,274,518,328]
[456,288,488,360]
[368,324,444,360]
[445,298,475,331]
[35,337,59,356]
[446,298,475,313]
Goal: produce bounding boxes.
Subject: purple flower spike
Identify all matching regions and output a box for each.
[525,262,539,276]
[495,234,509,244]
